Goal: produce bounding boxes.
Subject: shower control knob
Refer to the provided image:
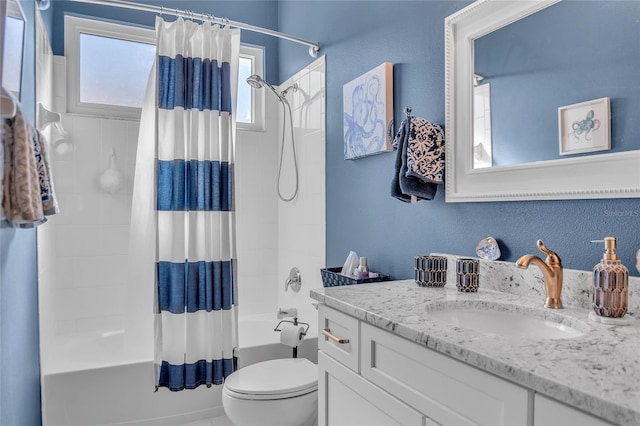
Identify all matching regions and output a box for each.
[285,267,302,293]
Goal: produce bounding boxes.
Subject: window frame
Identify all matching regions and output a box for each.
[237,44,265,132]
[65,15,265,126]
[65,15,156,119]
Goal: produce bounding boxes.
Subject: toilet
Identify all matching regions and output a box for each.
[222,357,318,426]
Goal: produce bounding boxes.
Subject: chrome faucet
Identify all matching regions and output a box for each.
[516,240,563,309]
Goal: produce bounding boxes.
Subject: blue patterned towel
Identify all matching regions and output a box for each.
[405,117,445,184]
[390,116,441,202]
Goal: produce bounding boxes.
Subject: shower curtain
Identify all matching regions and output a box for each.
[130,16,241,391]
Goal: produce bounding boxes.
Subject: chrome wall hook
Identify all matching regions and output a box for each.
[404,106,413,118]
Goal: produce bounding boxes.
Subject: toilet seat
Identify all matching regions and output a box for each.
[223,358,318,400]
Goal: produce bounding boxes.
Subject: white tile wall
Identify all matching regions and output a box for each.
[234,81,280,318]
[38,56,141,358]
[277,57,327,337]
[35,14,63,365]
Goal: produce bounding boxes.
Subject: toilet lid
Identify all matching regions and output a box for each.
[224,358,317,398]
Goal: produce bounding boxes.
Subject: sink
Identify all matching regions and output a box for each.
[428,301,588,340]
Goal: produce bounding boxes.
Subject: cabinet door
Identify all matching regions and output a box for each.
[534,394,614,426]
[318,352,430,426]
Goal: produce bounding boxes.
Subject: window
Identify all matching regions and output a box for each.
[237,45,265,131]
[65,16,156,118]
[65,16,264,126]
[473,84,492,168]
[78,33,155,108]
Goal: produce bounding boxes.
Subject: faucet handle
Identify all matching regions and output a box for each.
[537,240,561,265]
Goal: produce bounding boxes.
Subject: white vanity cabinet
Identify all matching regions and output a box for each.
[318,304,528,425]
[318,304,615,426]
[534,394,615,426]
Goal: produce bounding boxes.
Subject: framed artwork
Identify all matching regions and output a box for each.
[343,62,393,159]
[558,97,610,156]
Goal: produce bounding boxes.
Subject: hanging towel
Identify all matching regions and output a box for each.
[390,116,438,202]
[390,116,413,202]
[405,117,445,184]
[34,128,59,216]
[2,106,58,227]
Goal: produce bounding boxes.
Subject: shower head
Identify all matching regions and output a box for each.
[246,74,282,100]
[246,74,264,89]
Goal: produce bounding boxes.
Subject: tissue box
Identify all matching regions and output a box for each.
[320,267,391,287]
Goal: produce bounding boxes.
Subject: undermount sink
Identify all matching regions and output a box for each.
[428,301,588,340]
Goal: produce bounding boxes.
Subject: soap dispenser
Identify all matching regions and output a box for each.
[592,237,628,318]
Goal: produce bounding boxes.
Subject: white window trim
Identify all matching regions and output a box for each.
[238,44,265,132]
[65,15,155,119]
[65,15,265,126]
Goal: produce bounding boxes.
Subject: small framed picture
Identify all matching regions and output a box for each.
[558,97,610,156]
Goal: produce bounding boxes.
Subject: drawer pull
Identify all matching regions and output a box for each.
[322,328,349,344]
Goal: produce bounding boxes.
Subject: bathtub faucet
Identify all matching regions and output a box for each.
[277,307,298,319]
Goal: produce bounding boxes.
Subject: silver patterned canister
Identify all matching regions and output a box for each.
[456,258,479,292]
[415,255,447,287]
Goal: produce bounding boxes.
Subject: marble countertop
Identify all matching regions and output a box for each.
[311,279,640,425]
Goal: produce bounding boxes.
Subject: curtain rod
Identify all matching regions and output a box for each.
[69,0,320,57]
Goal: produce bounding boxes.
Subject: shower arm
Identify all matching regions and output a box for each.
[280,84,298,99]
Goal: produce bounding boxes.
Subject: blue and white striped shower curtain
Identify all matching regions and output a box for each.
[131,16,241,392]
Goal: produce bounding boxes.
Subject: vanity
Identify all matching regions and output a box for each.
[312,0,640,421]
[311,255,640,426]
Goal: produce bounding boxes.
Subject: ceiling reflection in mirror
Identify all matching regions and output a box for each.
[473,1,640,169]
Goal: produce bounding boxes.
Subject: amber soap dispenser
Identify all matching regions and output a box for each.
[592,237,628,318]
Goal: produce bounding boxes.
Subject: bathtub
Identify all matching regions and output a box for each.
[41,314,318,426]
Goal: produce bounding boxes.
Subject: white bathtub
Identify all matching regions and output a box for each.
[41,315,318,426]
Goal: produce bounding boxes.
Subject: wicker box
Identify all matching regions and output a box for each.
[320,267,391,287]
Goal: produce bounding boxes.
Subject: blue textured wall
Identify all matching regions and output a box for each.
[278,0,640,279]
[474,1,640,166]
[1,1,43,424]
[49,0,280,83]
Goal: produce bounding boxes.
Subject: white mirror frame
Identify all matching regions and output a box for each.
[444,0,640,202]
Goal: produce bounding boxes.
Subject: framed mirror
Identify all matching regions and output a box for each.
[1,0,27,100]
[444,0,640,202]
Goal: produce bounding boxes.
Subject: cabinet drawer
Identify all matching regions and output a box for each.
[361,323,529,426]
[318,304,359,372]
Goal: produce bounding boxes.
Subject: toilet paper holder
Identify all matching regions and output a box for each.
[274,317,310,358]
[274,318,309,336]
